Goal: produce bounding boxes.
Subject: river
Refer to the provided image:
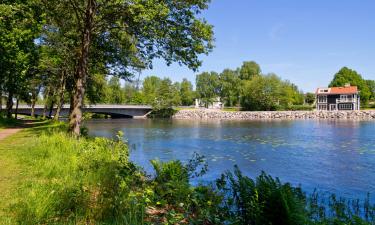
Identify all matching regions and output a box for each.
[85,119,375,199]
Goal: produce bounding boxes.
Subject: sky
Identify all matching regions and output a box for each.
[139,0,375,93]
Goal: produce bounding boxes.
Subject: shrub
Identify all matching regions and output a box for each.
[282,105,314,111]
[147,153,225,224]
[216,166,308,225]
[148,108,177,118]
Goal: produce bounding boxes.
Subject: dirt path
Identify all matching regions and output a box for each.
[0,128,23,141]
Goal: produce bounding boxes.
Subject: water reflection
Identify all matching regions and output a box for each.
[85,119,375,199]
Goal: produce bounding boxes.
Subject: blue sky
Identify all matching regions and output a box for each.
[139,0,375,92]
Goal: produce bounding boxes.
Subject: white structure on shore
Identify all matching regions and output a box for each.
[195,97,224,109]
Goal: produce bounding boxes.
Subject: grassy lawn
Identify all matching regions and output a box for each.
[174,107,197,111]
[0,121,60,224]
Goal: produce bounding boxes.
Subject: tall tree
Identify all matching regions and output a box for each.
[219,69,241,106]
[239,61,261,80]
[0,0,43,117]
[154,78,181,109]
[329,67,371,104]
[143,76,162,104]
[366,80,375,101]
[106,76,125,104]
[241,74,281,111]
[180,78,195,106]
[43,0,214,135]
[305,93,316,105]
[196,72,220,108]
[123,82,143,104]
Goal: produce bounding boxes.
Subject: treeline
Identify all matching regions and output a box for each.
[196,61,305,110]
[94,61,306,111]
[98,76,195,109]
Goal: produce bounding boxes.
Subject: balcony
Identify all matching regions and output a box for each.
[336,98,356,103]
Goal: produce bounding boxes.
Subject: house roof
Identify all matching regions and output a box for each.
[316,86,358,95]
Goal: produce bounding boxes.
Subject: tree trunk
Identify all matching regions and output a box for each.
[30,86,40,118]
[31,98,36,118]
[0,92,2,111]
[42,87,50,119]
[6,92,13,118]
[54,71,66,121]
[15,98,19,119]
[42,102,48,119]
[48,100,55,118]
[68,0,95,136]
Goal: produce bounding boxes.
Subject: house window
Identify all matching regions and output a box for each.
[338,103,353,110]
[318,95,327,103]
[318,104,327,110]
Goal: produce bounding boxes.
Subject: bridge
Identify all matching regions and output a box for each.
[2,104,153,118]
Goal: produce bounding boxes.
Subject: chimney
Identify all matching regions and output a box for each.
[344,83,350,87]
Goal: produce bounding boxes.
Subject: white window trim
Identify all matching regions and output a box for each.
[318,95,327,103]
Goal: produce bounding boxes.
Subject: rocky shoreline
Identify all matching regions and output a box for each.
[173,109,375,120]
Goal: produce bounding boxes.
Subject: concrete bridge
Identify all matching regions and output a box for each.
[2,104,153,118]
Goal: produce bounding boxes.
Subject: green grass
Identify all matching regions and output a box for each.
[222,107,241,112]
[0,121,64,224]
[0,122,146,224]
[174,107,197,111]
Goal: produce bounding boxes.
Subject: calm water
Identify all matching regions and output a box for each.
[85,119,375,199]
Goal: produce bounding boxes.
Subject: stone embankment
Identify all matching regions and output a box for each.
[173,109,375,120]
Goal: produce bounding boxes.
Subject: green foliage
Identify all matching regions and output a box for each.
[196,71,221,107]
[329,67,371,104]
[142,76,182,117]
[0,0,44,117]
[305,93,316,105]
[217,166,308,225]
[366,80,375,100]
[239,61,261,80]
[241,74,304,111]
[307,191,375,224]
[283,105,314,111]
[219,69,241,107]
[106,76,125,104]
[0,117,21,128]
[147,108,177,118]
[148,153,224,224]
[12,131,146,224]
[154,78,181,109]
[143,76,162,105]
[180,78,195,106]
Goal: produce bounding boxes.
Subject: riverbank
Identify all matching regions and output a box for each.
[173,109,375,120]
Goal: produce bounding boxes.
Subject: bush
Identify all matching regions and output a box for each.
[148,108,177,118]
[280,105,314,111]
[216,166,308,225]
[147,153,224,224]
[0,117,21,128]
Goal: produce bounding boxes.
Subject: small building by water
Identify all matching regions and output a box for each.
[315,84,360,111]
